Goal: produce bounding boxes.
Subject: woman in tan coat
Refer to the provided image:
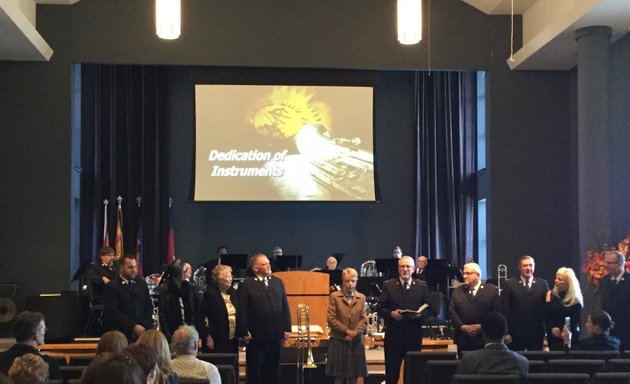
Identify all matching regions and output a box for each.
[325,267,368,384]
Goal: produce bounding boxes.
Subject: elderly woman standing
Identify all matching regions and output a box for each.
[196,264,239,353]
[545,267,583,351]
[326,268,368,384]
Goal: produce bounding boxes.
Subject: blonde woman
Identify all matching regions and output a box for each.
[325,268,368,384]
[136,329,178,384]
[545,267,583,350]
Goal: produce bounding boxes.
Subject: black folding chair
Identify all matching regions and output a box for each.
[525,373,590,384]
[607,358,630,372]
[518,351,566,362]
[592,372,630,384]
[424,360,460,384]
[547,359,606,376]
[451,373,521,384]
[567,350,620,360]
[405,351,457,384]
[527,360,548,373]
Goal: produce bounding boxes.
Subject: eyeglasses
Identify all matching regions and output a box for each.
[462,272,478,275]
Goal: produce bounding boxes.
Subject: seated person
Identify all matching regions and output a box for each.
[8,354,48,384]
[86,246,117,303]
[82,353,145,384]
[123,344,159,384]
[0,311,62,380]
[96,330,128,355]
[562,310,621,351]
[170,325,221,384]
[455,311,529,375]
[316,256,342,291]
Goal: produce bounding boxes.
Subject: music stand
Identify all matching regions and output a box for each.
[274,255,302,271]
[425,259,451,296]
[356,276,385,299]
[219,254,249,270]
[315,269,343,287]
[332,253,345,265]
[374,258,399,279]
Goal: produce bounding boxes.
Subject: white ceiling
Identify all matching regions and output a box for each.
[463,0,630,70]
[1,0,629,70]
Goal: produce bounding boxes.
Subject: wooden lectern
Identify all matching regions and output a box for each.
[273,271,329,332]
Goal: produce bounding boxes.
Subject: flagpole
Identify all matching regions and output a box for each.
[135,196,144,278]
[102,199,110,247]
[115,196,124,258]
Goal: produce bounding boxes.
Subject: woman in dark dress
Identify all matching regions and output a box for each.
[196,264,239,353]
[157,259,197,342]
[545,267,583,350]
[563,310,621,350]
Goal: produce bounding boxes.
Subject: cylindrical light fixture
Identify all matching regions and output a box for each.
[156,0,181,40]
[397,0,422,45]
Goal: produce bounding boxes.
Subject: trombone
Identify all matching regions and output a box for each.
[296,303,317,384]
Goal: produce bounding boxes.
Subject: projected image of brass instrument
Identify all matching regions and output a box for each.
[294,123,374,200]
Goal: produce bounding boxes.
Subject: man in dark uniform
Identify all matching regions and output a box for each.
[103,254,153,341]
[500,255,549,351]
[377,255,430,384]
[449,262,500,357]
[86,246,117,303]
[237,253,291,384]
[600,250,630,350]
[0,311,63,380]
[412,255,428,280]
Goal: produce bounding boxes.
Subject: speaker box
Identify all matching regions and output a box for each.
[0,282,31,338]
[25,292,89,343]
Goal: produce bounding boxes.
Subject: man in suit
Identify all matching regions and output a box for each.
[377,255,430,384]
[412,255,428,280]
[237,253,291,384]
[500,255,549,351]
[0,311,63,380]
[455,311,528,375]
[103,254,153,341]
[600,250,630,350]
[450,262,500,357]
[86,246,117,304]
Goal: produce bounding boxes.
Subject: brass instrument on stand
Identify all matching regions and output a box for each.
[296,304,317,384]
[360,260,377,277]
[145,273,163,330]
[497,264,508,294]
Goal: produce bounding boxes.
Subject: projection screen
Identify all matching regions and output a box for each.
[194,85,375,201]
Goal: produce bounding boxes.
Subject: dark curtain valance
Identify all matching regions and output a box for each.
[415,71,477,267]
[79,65,170,274]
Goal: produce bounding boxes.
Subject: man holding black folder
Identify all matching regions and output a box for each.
[377,255,430,384]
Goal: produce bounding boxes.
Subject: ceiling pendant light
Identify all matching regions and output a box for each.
[156,0,181,40]
[397,0,422,45]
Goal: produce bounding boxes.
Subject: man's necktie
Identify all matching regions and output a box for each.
[128,279,136,294]
[403,281,409,290]
[263,276,269,288]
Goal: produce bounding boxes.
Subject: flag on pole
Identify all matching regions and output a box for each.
[115,196,124,258]
[166,197,175,264]
[102,199,110,247]
[135,197,144,278]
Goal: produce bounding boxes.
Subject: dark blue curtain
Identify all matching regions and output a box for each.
[79,65,170,275]
[415,71,477,268]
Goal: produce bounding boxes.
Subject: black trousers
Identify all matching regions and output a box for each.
[384,338,422,384]
[246,339,283,384]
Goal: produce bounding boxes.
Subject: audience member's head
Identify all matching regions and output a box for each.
[123,344,158,384]
[481,311,508,342]
[81,353,144,384]
[171,325,199,357]
[136,329,174,379]
[587,310,614,335]
[14,311,46,345]
[96,330,128,355]
[8,353,49,384]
